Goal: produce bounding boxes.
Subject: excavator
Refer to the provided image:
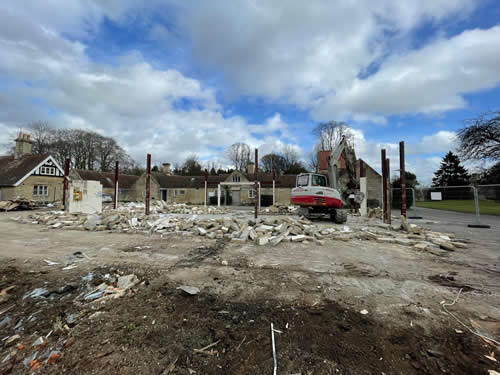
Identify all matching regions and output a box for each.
[291,137,353,223]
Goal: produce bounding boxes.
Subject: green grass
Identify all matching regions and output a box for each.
[416,200,500,216]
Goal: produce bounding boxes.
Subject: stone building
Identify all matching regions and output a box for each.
[355,159,382,208]
[69,169,140,202]
[0,133,64,203]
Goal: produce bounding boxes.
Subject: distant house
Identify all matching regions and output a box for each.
[69,169,140,202]
[0,133,64,202]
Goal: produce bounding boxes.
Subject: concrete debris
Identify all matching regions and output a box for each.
[263,204,298,215]
[0,198,37,211]
[177,286,200,296]
[15,203,468,254]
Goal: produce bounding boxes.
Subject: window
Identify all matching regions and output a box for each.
[248,189,255,198]
[40,167,55,175]
[297,175,309,187]
[177,190,185,195]
[311,174,327,187]
[232,175,241,183]
[33,185,48,196]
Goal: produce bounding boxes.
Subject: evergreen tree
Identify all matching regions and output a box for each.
[432,152,470,187]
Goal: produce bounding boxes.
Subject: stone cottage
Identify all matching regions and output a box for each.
[0,133,64,203]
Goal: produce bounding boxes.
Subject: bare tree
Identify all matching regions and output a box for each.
[16,122,135,172]
[182,155,203,176]
[227,142,251,171]
[313,121,353,151]
[458,110,500,161]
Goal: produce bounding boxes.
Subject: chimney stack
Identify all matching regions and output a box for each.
[14,132,33,159]
[247,161,255,174]
[162,163,171,175]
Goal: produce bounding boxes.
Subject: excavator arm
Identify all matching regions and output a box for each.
[327,136,348,190]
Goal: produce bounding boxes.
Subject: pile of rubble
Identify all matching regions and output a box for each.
[0,198,37,211]
[116,201,231,215]
[262,204,298,215]
[15,205,468,254]
[0,271,142,372]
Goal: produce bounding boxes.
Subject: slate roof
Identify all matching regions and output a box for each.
[73,170,139,189]
[151,172,297,189]
[0,154,52,186]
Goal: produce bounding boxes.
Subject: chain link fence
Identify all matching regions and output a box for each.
[400,184,500,228]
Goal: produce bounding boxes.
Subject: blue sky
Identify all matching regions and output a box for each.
[0,0,499,184]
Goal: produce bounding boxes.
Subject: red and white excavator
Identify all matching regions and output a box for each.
[291,137,350,223]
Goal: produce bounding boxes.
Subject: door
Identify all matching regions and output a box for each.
[232,190,240,205]
[161,189,167,202]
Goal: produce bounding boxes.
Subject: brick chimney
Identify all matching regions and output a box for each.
[14,132,33,159]
[162,163,171,175]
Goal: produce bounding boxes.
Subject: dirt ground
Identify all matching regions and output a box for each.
[0,210,499,374]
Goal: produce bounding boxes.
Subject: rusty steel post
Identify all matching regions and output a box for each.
[254,148,259,219]
[114,161,119,209]
[204,169,208,207]
[145,154,151,215]
[399,141,406,218]
[359,159,365,178]
[386,158,391,225]
[381,149,387,223]
[63,158,70,210]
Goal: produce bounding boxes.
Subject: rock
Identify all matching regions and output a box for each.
[314,239,325,246]
[5,334,20,346]
[117,274,139,290]
[197,227,207,236]
[439,241,456,251]
[248,228,257,241]
[177,285,200,296]
[207,232,216,239]
[221,260,228,266]
[231,238,246,244]
[451,241,467,249]
[257,237,269,246]
[394,238,413,246]
[270,235,284,246]
[32,337,46,347]
[255,225,274,232]
[291,235,306,242]
[376,237,395,244]
[83,214,100,231]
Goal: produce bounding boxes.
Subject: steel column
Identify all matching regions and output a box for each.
[145,153,151,215]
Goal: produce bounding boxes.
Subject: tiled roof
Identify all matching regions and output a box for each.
[151,172,297,189]
[73,170,139,189]
[0,154,51,186]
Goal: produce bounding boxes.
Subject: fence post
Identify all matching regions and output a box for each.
[386,158,391,224]
[114,161,119,209]
[204,169,208,207]
[381,149,387,223]
[145,154,151,215]
[63,158,70,211]
[254,148,259,219]
[399,141,406,218]
[467,186,491,228]
[217,184,221,207]
[272,170,276,206]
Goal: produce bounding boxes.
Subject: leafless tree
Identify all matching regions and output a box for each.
[14,122,134,172]
[313,121,353,151]
[458,110,500,161]
[227,142,251,171]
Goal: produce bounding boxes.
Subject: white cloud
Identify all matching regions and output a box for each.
[0,3,302,166]
[351,128,459,184]
[319,26,500,118]
[173,0,484,121]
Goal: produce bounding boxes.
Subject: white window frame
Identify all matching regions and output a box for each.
[248,189,255,199]
[232,175,241,183]
[177,189,185,195]
[33,185,49,196]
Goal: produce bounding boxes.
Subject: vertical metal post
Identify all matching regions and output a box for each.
[204,169,208,207]
[472,186,480,225]
[254,148,259,219]
[381,149,387,223]
[399,141,406,218]
[272,170,276,206]
[359,160,365,178]
[145,153,151,215]
[359,159,367,216]
[114,161,119,209]
[217,184,221,207]
[386,158,391,225]
[63,158,70,210]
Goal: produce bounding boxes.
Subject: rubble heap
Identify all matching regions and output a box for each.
[262,204,298,215]
[116,201,231,215]
[15,207,469,255]
[0,198,37,211]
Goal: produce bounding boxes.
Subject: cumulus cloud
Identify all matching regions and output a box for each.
[172,0,486,121]
[0,1,303,166]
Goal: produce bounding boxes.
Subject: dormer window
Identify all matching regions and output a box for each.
[232,175,240,183]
